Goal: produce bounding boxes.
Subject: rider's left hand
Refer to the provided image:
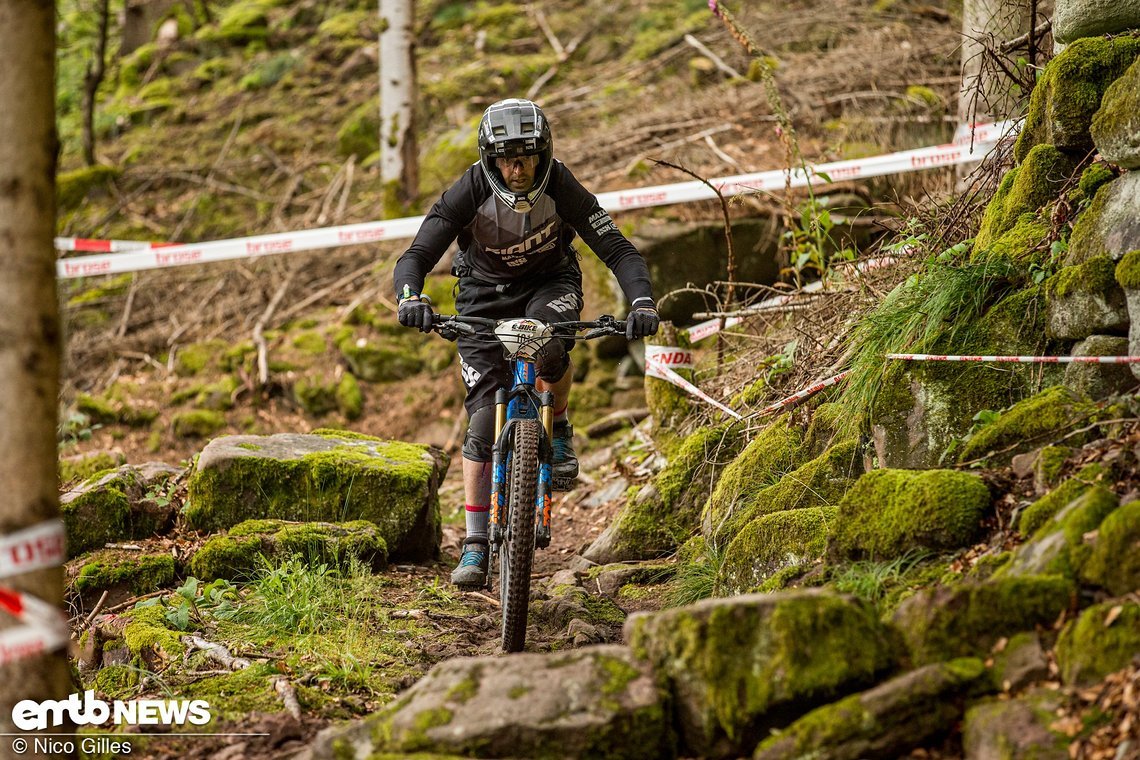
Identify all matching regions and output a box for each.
[626,305,659,340]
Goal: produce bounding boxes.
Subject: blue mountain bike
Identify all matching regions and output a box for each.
[431,313,627,652]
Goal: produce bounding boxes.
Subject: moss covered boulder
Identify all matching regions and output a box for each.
[701,416,804,540]
[1080,500,1140,595]
[625,590,899,758]
[962,690,1070,760]
[1019,463,1109,535]
[974,145,1075,253]
[70,551,177,609]
[307,646,671,760]
[717,507,836,595]
[1045,256,1128,340]
[61,463,182,557]
[1067,173,1140,265]
[1054,601,1140,686]
[1063,335,1136,398]
[644,322,694,453]
[189,519,388,581]
[753,658,989,760]
[1013,36,1140,162]
[585,423,744,564]
[956,386,1100,464]
[828,469,990,561]
[890,574,1074,665]
[1117,250,1140,381]
[185,432,448,561]
[1000,486,1119,580]
[1091,56,1140,169]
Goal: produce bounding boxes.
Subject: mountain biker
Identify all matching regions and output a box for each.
[393,98,659,588]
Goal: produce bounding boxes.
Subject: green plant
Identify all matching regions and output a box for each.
[58,410,101,448]
[940,408,1001,465]
[782,197,857,285]
[315,652,373,691]
[666,543,726,607]
[830,550,931,606]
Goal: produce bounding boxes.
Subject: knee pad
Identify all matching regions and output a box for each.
[535,340,571,383]
[462,404,496,461]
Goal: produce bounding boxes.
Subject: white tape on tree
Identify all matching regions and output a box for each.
[56,122,1017,278]
[645,358,743,420]
[0,520,66,578]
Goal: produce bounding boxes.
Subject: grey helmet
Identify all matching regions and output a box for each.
[477,98,553,213]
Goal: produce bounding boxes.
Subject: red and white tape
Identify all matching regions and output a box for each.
[55,237,179,253]
[56,122,1015,279]
[0,520,70,666]
[888,353,1140,364]
[760,370,850,415]
[645,355,743,420]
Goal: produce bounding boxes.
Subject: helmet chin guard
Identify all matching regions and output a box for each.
[478,98,553,213]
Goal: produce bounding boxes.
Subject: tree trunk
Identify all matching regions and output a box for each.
[379,0,418,206]
[82,0,111,166]
[957,0,1035,129]
[0,0,73,743]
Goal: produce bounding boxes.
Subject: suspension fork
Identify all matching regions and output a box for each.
[489,388,509,547]
[536,390,554,549]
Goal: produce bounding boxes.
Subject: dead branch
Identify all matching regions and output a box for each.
[683,34,743,79]
[183,634,252,671]
[272,676,303,722]
[253,272,296,386]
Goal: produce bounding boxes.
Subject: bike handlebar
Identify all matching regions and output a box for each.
[429,313,627,340]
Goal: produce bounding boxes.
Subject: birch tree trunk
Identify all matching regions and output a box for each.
[0,0,73,741]
[379,0,418,206]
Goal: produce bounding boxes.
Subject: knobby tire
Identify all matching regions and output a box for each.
[500,419,539,652]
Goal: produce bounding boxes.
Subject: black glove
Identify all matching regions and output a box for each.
[626,305,660,340]
[398,296,434,333]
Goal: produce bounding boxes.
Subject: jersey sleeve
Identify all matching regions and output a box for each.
[392,166,481,299]
[552,162,655,306]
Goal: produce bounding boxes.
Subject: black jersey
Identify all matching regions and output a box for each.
[393,160,653,304]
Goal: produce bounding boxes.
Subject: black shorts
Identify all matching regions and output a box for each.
[455,261,583,416]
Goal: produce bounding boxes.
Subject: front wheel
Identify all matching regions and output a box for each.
[500,419,539,652]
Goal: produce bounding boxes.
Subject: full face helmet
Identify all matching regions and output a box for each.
[477,98,553,213]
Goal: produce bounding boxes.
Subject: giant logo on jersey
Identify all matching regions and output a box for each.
[485,218,559,267]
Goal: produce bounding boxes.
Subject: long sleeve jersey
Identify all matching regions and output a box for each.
[392,160,654,305]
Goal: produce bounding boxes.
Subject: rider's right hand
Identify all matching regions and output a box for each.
[398,296,435,333]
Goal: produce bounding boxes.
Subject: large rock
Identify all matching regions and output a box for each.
[60,463,181,557]
[1080,500,1140,594]
[1067,173,1140,265]
[306,646,672,760]
[1063,335,1136,398]
[1114,250,1140,380]
[963,690,1070,759]
[752,659,989,760]
[1000,486,1119,580]
[1014,36,1140,162]
[584,422,743,564]
[1054,0,1140,44]
[956,386,1100,464]
[625,590,899,758]
[70,550,176,609]
[185,432,448,561]
[1054,601,1140,686]
[1019,462,1110,535]
[974,145,1075,254]
[1091,57,1140,169]
[189,519,388,581]
[717,507,836,595]
[827,469,991,561]
[643,322,693,452]
[891,574,1074,665]
[1045,257,1128,340]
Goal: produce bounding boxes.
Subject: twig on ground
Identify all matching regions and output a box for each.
[273,676,303,722]
[183,634,252,671]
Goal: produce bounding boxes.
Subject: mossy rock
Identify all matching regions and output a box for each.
[700,415,804,539]
[644,322,694,453]
[1077,162,1117,201]
[189,519,388,581]
[717,506,837,595]
[975,213,1052,269]
[72,551,176,607]
[308,646,671,760]
[1054,0,1140,43]
[1044,256,1128,340]
[175,339,230,377]
[336,101,379,161]
[339,339,424,382]
[292,369,340,416]
[974,145,1076,253]
[1013,36,1140,162]
[336,373,364,420]
[1092,56,1140,170]
[120,604,185,671]
[1019,463,1109,535]
[999,485,1119,580]
[828,469,991,561]
[57,164,120,212]
[172,409,227,438]
[720,439,860,538]
[59,450,126,485]
[804,402,846,458]
[753,658,990,760]
[76,391,158,428]
[1054,601,1140,686]
[625,589,899,758]
[1080,500,1140,595]
[890,574,1074,665]
[60,463,181,558]
[963,690,1070,760]
[531,583,627,634]
[1063,335,1136,399]
[956,386,1100,463]
[585,423,744,563]
[1066,170,1140,266]
[195,0,277,44]
[185,432,448,561]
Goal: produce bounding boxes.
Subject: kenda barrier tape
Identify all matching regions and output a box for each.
[645,357,743,420]
[888,353,1140,364]
[645,345,695,374]
[55,122,1017,279]
[760,370,851,415]
[0,520,70,666]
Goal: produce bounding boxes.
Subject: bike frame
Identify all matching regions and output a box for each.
[488,358,554,551]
